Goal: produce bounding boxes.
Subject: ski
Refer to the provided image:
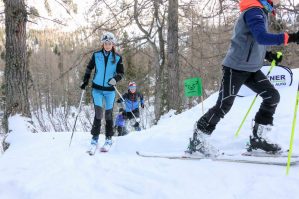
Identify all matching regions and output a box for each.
[242,150,299,158]
[100,146,110,153]
[100,141,113,153]
[136,151,299,166]
[136,151,204,160]
[87,144,98,156]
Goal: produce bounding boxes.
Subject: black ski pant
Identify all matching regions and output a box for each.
[123,109,141,129]
[198,66,280,134]
[116,126,128,136]
[91,106,114,138]
[124,109,140,120]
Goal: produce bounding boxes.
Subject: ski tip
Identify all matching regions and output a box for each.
[136,151,140,155]
[100,148,109,153]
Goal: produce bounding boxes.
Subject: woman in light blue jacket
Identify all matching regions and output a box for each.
[81,32,124,150]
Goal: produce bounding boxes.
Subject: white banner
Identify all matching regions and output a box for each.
[238,65,293,97]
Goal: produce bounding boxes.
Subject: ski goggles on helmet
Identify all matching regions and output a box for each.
[129,86,136,91]
[101,35,115,43]
[129,86,136,90]
[260,0,274,13]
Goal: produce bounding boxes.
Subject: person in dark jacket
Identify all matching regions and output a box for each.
[117,82,144,131]
[187,0,299,155]
[81,32,124,149]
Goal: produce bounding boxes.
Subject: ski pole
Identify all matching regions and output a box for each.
[114,86,139,123]
[234,52,282,137]
[286,82,299,175]
[69,90,85,147]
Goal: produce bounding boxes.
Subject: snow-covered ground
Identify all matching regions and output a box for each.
[1,69,299,199]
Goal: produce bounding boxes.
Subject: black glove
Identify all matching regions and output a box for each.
[265,51,283,65]
[141,104,144,109]
[108,78,117,86]
[116,98,123,103]
[80,73,90,89]
[288,31,299,44]
[80,82,88,90]
[133,122,139,128]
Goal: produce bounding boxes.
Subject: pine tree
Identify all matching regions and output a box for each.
[3,0,31,133]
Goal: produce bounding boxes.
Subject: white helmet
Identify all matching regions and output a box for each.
[101,32,117,44]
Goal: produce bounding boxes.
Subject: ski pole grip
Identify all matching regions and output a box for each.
[271,51,282,67]
[270,51,282,69]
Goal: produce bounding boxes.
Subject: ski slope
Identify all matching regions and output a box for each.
[1,69,299,199]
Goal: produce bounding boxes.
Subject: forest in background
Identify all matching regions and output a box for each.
[0,0,299,134]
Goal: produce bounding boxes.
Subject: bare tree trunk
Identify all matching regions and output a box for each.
[0,133,4,154]
[57,52,65,107]
[3,0,31,132]
[153,54,163,123]
[153,0,165,123]
[167,0,180,112]
[134,0,166,123]
[188,9,196,109]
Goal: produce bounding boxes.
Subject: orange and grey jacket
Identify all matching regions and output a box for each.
[222,0,286,72]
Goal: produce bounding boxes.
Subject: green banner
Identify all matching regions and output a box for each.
[184,77,202,97]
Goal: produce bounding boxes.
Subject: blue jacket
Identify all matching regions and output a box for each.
[115,114,125,127]
[84,50,124,91]
[117,92,144,112]
[244,8,284,45]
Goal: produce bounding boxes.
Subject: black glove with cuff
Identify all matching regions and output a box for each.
[288,31,299,44]
[265,51,283,65]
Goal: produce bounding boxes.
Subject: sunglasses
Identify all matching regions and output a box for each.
[129,86,136,90]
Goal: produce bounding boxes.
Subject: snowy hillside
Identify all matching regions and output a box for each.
[1,69,299,199]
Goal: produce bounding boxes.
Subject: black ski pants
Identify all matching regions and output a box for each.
[124,109,140,120]
[117,126,128,136]
[199,66,280,134]
[91,105,114,138]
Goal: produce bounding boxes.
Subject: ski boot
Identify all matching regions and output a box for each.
[91,135,99,145]
[87,135,99,155]
[247,122,281,154]
[186,123,218,157]
[100,136,113,152]
[133,122,141,131]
